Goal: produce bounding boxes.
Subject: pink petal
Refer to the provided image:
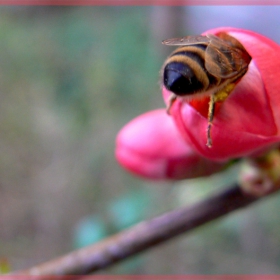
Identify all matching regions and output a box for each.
[208,27,280,130]
[116,109,224,179]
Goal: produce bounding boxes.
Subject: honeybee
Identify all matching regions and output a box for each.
[162,32,251,148]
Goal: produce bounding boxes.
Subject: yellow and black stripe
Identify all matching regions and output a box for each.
[162,43,224,96]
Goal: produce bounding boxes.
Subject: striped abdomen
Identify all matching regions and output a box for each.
[163,43,224,96]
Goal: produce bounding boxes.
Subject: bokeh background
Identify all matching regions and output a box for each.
[1,5,280,274]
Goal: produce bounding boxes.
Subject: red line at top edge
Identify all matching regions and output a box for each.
[1,0,280,5]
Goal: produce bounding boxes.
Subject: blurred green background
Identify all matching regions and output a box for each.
[1,6,280,274]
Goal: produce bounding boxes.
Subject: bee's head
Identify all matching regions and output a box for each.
[163,61,204,96]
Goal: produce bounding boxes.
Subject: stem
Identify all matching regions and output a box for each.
[12,184,271,276]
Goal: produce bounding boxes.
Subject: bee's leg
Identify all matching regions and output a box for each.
[206,83,235,148]
[206,94,216,148]
[166,94,177,115]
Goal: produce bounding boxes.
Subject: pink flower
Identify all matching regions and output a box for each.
[165,27,280,161]
[116,109,224,179]
[116,27,280,179]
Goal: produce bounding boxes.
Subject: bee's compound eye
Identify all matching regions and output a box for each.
[163,62,204,95]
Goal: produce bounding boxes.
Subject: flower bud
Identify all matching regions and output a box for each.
[116,27,280,180]
[116,109,224,180]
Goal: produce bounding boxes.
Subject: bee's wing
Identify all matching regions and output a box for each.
[162,35,210,46]
[205,34,249,78]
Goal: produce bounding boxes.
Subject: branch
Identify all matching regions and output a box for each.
[13,183,277,275]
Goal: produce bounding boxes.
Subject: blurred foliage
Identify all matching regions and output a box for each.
[108,188,153,231]
[73,215,108,249]
[0,6,280,274]
[73,188,153,273]
[0,258,11,274]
